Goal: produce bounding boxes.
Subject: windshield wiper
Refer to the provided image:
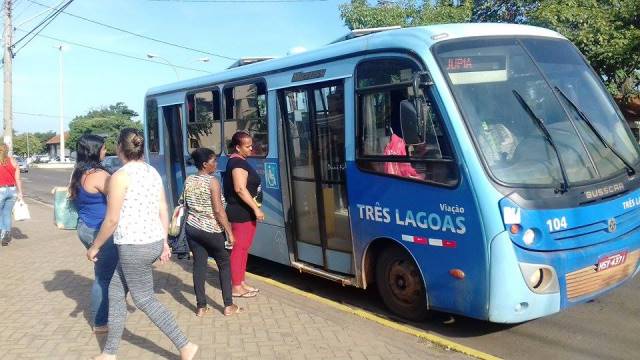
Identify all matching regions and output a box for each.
[554,86,635,176]
[512,89,569,193]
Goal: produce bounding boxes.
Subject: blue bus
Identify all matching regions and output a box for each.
[143,24,640,323]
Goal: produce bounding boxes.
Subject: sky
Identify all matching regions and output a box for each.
[1,0,350,134]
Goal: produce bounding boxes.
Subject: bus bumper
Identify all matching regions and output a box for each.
[488,231,560,323]
[489,227,640,323]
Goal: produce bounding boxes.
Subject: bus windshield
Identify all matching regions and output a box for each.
[434,37,640,187]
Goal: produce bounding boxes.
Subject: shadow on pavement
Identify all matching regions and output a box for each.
[11,227,28,240]
[42,269,180,358]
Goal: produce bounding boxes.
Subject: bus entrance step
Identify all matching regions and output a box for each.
[291,261,355,286]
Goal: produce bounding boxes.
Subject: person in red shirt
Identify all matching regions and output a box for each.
[0,144,24,246]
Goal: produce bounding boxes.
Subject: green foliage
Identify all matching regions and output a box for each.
[12,133,45,157]
[472,0,538,23]
[530,0,640,102]
[68,102,141,154]
[339,0,472,30]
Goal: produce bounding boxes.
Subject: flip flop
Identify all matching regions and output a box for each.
[243,285,260,293]
[232,290,257,298]
[223,305,244,316]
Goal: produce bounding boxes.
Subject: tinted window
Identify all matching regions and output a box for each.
[224,82,268,156]
[357,59,418,88]
[145,98,159,153]
[356,58,457,186]
[187,90,222,154]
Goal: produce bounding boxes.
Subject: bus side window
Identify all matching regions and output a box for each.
[223,82,268,157]
[145,98,160,154]
[356,58,457,186]
[186,90,222,155]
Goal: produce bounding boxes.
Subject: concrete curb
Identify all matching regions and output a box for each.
[29,163,75,169]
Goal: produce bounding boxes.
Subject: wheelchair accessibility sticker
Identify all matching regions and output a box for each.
[264,163,279,189]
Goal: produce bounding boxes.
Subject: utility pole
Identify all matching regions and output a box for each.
[3,0,13,151]
[57,45,65,162]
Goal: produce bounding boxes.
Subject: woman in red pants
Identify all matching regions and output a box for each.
[223,131,264,298]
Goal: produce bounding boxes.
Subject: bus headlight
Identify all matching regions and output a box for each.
[523,229,536,245]
[518,263,559,294]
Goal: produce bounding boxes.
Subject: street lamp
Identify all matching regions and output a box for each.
[56,44,67,162]
[147,53,180,80]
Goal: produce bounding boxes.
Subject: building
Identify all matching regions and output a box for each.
[45,132,71,160]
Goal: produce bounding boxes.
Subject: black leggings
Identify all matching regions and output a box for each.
[185,223,233,308]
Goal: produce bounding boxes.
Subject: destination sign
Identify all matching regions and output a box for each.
[444,55,506,73]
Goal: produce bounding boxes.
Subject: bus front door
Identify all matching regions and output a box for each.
[280,81,354,275]
[161,104,186,209]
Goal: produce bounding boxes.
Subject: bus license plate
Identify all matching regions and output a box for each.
[597,251,628,272]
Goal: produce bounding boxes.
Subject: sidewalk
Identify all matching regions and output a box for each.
[0,200,468,359]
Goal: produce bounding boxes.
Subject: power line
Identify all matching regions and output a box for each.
[12,0,70,47]
[14,28,212,74]
[27,0,237,61]
[6,111,72,118]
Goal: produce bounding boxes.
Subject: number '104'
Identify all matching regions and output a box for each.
[546,217,568,232]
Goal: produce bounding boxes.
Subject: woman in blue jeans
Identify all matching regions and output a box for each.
[0,144,23,247]
[68,134,117,334]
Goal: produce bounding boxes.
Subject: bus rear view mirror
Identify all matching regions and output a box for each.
[400,99,423,145]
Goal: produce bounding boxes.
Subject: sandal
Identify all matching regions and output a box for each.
[232,290,257,298]
[224,304,244,316]
[195,306,211,317]
[242,285,260,293]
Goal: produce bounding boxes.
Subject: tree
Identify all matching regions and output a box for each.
[529,0,640,109]
[339,0,472,30]
[68,102,142,154]
[472,0,538,23]
[12,133,44,157]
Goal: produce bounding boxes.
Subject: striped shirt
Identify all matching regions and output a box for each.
[184,175,223,233]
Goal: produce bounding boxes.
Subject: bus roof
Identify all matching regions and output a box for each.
[145,23,563,97]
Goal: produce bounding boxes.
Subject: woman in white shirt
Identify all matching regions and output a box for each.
[87,128,198,360]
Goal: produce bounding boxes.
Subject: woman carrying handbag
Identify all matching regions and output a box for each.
[183,147,240,316]
[0,144,24,246]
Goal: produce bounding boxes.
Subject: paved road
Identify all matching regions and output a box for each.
[22,167,71,205]
[27,168,640,359]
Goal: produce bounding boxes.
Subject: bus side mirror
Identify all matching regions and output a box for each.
[400,100,423,145]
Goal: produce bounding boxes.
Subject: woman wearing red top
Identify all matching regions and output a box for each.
[0,144,24,246]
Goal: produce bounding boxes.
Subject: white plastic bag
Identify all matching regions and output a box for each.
[13,198,30,221]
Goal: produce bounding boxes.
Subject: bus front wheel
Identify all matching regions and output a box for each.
[376,246,429,321]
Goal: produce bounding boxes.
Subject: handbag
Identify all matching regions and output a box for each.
[52,186,78,229]
[13,198,31,221]
[168,191,186,237]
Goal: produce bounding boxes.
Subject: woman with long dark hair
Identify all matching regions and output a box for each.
[0,144,23,246]
[223,131,264,297]
[87,128,197,360]
[184,147,240,316]
[68,134,117,334]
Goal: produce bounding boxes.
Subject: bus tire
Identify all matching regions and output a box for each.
[376,246,429,321]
